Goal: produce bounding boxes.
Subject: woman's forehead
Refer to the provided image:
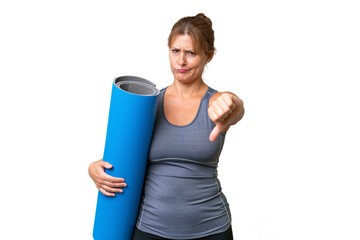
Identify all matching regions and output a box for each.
[170,34,202,52]
[171,35,193,47]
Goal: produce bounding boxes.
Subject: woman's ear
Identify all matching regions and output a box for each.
[207,50,215,63]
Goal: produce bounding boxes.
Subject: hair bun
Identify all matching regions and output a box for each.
[195,13,212,26]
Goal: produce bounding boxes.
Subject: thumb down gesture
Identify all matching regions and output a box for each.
[208,92,244,142]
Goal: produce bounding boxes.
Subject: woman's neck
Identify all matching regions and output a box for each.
[168,78,208,99]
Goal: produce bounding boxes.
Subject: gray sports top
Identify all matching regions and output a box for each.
[136,87,231,239]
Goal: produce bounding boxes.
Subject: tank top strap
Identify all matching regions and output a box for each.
[199,86,217,110]
[207,87,217,96]
[196,87,217,129]
[157,88,166,108]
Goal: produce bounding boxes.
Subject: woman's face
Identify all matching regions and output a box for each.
[169,34,209,84]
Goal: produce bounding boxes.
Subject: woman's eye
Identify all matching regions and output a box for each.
[172,49,179,53]
[187,51,196,55]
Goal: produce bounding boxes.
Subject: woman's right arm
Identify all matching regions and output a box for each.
[88,159,127,197]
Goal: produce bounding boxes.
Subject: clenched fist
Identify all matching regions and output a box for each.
[208,92,244,142]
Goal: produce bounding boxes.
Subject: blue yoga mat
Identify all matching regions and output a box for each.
[93,76,159,240]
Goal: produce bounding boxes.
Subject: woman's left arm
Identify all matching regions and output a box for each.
[208,91,245,142]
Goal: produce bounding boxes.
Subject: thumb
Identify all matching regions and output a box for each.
[101,160,113,169]
[209,122,224,142]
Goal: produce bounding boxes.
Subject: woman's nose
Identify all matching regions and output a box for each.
[178,53,186,66]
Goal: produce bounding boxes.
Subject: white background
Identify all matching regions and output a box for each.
[0,0,359,239]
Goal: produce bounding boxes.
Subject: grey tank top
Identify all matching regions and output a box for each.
[136,87,231,239]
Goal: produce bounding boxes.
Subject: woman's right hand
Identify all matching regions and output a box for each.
[88,159,127,197]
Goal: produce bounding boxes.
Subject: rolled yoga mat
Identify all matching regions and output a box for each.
[93,76,160,240]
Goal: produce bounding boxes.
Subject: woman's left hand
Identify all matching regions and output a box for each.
[208,92,244,142]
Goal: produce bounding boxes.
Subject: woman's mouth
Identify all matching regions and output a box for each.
[177,69,189,73]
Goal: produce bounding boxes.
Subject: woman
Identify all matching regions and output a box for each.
[89,13,244,240]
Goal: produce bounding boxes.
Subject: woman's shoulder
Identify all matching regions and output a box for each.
[207,87,222,106]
